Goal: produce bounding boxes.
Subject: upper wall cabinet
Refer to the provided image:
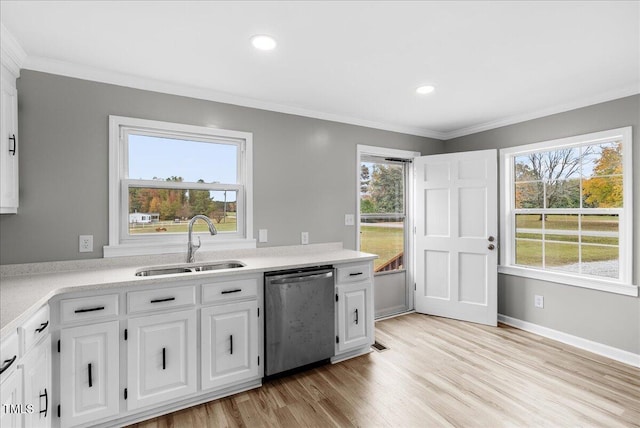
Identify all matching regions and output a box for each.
[0,75,19,214]
[1,24,26,214]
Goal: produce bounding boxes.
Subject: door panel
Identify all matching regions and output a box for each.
[415,149,497,326]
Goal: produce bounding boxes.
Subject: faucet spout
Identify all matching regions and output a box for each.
[187,215,217,263]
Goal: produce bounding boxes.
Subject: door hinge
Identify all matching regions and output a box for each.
[57,405,60,418]
[336,336,339,344]
[57,340,60,353]
[335,294,339,302]
[124,388,127,400]
[124,329,128,340]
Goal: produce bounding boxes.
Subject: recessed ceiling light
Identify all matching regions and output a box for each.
[251,34,277,51]
[416,85,435,95]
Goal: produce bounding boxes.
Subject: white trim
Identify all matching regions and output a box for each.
[21,55,639,141]
[442,84,640,140]
[107,115,254,257]
[499,266,638,297]
[498,314,640,368]
[0,24,27,78]
[499,127,634,294]
[356,145,420,311]
[22,56,446,140]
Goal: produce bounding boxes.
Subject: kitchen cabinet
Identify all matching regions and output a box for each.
[0,365,23,428]
[126,309,197,410]
[0,71,19,214]
[334,262,374,358]
[59,321,120,427]
[22,336,51,428]
[201,300,259,390]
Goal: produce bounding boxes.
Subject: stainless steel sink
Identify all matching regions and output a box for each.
[135,261,245,277]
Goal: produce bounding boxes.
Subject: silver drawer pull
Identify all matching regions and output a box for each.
[35,321,49,333]
[74,306,105,313]
[150,297,175,303]
[221,289,242,295]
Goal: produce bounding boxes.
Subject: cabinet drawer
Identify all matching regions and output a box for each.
[60,294,119,324]
[202,278,258,304]
[0,331,19,379]
[19,304,49,354]
[336,263,371,284]
[128,285,196,314]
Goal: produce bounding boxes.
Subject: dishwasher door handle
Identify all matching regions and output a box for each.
[269,272,333,285]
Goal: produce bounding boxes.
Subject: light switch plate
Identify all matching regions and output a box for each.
[301,232,309,245]
[259,229,268,243]
[345,214,355,226]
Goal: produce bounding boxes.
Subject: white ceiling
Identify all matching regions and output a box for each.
[1,1,639,139]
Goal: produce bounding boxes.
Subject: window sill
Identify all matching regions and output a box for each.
[498,265,638,297]
[104,238,257,258]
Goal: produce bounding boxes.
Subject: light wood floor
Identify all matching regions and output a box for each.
[129,313,640,427]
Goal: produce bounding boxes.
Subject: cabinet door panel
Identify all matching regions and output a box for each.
[0,366,23,428]
[0,77,19,213]
[201,301,259,390]
[127,310,196,410]
[60,321,119,428]
[23,336,51,428]
[336,282,373,354]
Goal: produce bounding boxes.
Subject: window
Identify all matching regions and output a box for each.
[500,127,635,296]
[106,116,254,256]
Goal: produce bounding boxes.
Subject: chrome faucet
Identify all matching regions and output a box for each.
[187,215,217,263]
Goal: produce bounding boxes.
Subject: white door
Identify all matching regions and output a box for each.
[127,309,196,410]
[414,149,498,326]
[59,321,119,428]
[201,301,259,390]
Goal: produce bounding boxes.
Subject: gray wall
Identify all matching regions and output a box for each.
[0,70,442,264]
[444,95,640,354]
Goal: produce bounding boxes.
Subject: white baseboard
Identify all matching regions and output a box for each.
[498,314,640,368]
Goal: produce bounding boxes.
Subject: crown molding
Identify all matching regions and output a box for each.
[0,23,27,78]
[16,53,640,142]
[440,84,640,140]
[22,55,447,140]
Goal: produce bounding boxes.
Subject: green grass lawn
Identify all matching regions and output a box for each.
[360,225,404,270]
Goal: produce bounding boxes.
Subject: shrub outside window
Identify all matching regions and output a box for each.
[500,127,635,296]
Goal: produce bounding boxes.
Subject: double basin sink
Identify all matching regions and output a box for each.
[135,261,245,277]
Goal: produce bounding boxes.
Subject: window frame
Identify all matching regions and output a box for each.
[105,115,254,257]
[499,127,636,296]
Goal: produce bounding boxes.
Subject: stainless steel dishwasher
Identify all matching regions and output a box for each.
[264,266,335,377]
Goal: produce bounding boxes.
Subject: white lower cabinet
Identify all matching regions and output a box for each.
[335,262,375,357]
[59,321,119,428]
[23,336,52,428]
[201,301,259,390]
[126,309,197,411]
[1,366,24,428]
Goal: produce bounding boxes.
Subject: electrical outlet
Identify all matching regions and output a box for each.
[301,232,309,245]
[345,214,355,226]
[534,294,544,309]
[258,229,268,243]
[79,235,93,253]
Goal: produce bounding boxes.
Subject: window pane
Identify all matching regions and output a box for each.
[581,245,619,278]
[544,214,578,232]
[545,242,580,273]
[545,179,580,208]
[580,214,619,278]
[515,214,542,267]
[515,182,543,208]
[360,162,404,214]
[582,176,623,208]
[128,134,238,184]
[582,141,622,177]
[360,216,405,272]
[514,155,539,182]
[128,187,237,235]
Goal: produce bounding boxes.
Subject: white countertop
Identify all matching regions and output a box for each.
[0,242,376,338]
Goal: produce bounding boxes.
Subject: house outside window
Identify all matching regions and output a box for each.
[106,116,254,257]
[500,127,635,296]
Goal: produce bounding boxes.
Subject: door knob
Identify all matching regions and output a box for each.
[488,236,495,242]
[488,244,495,250]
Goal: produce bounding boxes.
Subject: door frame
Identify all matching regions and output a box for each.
[356,145,420,315]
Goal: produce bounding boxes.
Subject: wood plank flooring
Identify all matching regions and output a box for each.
[129,313,640,427]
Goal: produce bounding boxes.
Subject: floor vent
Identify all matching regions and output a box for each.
[371,341,389,352]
